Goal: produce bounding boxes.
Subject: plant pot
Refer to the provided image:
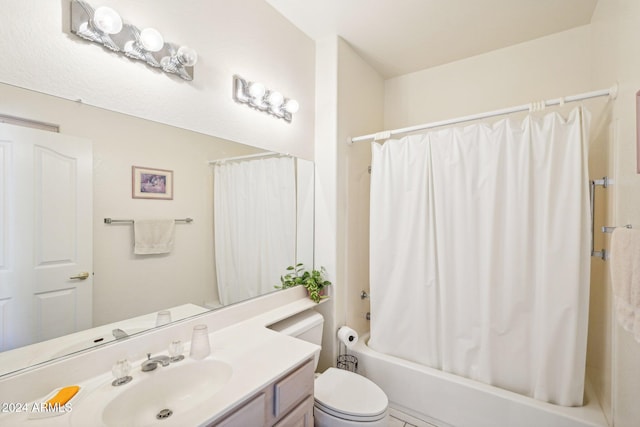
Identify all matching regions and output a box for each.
[306,286,327,303]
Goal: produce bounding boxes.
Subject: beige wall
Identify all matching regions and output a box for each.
[591,1,640,426]
[0,83,260,326]
[314,37,384,372]
[384,25,594,129]
[337,40,384,335]
[313,36,339,372]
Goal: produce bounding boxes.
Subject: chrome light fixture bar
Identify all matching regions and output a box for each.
[233,75,300,123]
[70,0,198,81]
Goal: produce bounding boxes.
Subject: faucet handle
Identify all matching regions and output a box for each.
[141,354,158,372]
[141,353,171,372]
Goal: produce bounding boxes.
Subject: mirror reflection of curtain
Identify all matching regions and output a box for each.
[213,157,296,305]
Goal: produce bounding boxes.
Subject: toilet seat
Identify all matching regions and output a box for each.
[314,400,385,422]
[314,368,388,422]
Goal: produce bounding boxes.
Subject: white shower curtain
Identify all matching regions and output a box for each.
[213,156,296,305]
[369,107,591,406]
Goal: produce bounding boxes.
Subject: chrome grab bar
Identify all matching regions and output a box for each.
[590,177,608,260]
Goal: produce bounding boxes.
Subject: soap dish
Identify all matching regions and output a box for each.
[27,385,82,419]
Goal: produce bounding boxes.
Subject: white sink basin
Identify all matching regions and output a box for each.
[73,359,233,427]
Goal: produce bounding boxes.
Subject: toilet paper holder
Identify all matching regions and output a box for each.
[337,326,359,348]
[336,326,359,372]
[337,353,358,372]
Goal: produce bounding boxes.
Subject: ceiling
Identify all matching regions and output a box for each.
[266,0,599,79]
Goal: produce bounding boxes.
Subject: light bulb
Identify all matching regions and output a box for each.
[123,40,137,54]
[249,82,266,99]
[267,91,284,107]
[284,99,299,114]
[177,46,198,66]
[140,28,164,52]
[93,6,123,35]
[160,56,172,69]
[78,21,90,34]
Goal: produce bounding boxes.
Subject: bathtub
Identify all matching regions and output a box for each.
[350,334,608,427]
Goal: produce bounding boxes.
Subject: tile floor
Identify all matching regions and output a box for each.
[388,407,441,427]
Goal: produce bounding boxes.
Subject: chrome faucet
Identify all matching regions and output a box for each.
[112,328,129,339]
[141,353,171,372]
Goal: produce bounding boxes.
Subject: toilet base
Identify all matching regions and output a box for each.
[314,405,389,427]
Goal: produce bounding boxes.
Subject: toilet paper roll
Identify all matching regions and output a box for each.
[337,326,359,348]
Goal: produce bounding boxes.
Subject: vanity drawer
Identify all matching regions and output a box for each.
[273,395,314,427]
[273,359,314,418]
[214,393,266,427]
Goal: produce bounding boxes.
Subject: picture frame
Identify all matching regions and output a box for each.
[132,166,173,200]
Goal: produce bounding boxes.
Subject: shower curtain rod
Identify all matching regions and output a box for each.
[208,151,289,165]
[349,84,618,144]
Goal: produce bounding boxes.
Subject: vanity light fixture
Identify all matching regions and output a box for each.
[70,0,198,81]
[233,75,300,123]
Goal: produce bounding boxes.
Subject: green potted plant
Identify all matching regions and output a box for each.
[276,263,331,303]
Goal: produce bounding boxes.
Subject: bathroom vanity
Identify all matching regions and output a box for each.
[0,287,322,426]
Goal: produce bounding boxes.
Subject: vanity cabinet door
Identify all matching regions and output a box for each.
[273,395,314,427]
[214,393,266,427]
[273,359,314,418]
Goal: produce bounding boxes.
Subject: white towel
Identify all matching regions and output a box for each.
[134,219,175,255]
[610,227,640,342]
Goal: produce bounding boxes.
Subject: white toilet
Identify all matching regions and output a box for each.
[269,310,389,426]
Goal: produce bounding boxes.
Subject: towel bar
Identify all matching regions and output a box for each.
[104,218,193,224]
[602,225,633,233]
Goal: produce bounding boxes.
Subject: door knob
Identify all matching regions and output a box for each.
[69,272,90,280]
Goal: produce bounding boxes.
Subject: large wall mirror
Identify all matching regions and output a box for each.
[0,83,314,377]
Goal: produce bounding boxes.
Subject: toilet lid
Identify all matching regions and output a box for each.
[314,368,388,420]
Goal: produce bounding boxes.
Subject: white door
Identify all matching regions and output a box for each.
[0,123,92,351]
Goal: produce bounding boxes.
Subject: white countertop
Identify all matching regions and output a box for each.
[0,295,322,426]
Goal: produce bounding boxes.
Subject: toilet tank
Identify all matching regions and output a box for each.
[269,310,324,369]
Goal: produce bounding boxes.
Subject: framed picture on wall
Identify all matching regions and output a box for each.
[132,166,173,200]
